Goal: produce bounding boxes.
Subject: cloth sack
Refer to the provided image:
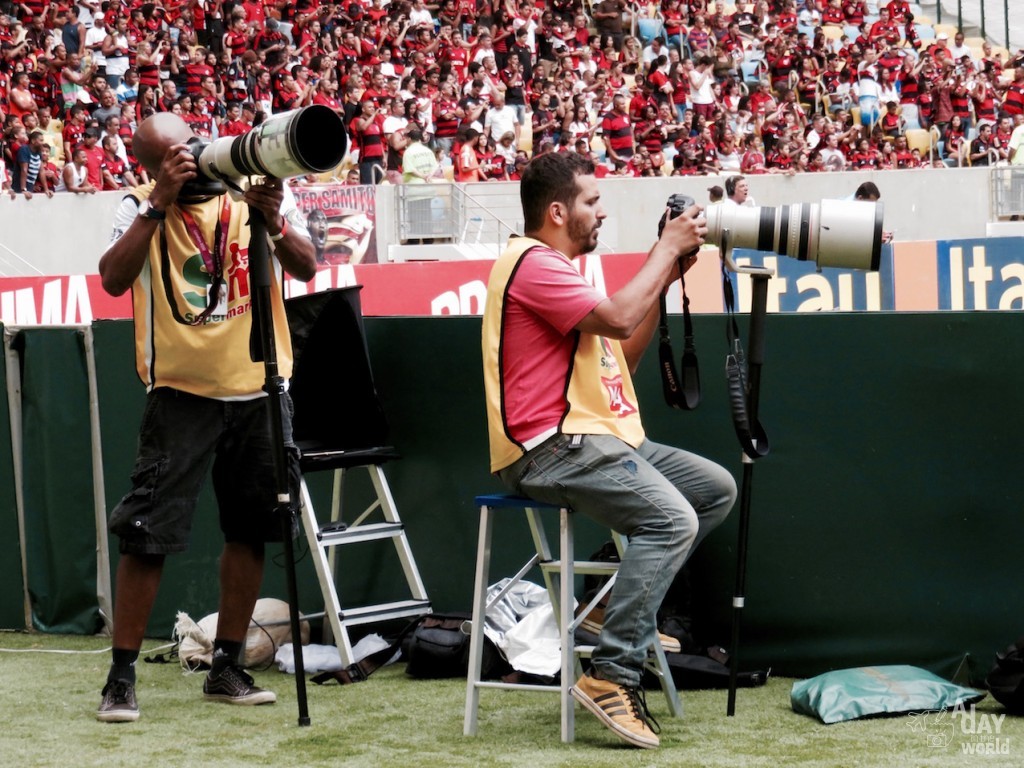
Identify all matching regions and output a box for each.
[175,597,310,670]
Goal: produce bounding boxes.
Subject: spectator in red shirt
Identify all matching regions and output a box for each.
[312,78,343,114]
[892,133,916,168]
[822,0,845,26]
[219,101,252,136]
[78,129,106,189]
[100,133,137,189]
[351,99,387,184]
[879,101,903,137]
[601,92,634,164]
[869,8,901,48]
[886,0,913,24]
[843,1,867,25]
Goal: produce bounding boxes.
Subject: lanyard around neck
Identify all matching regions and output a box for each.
[159,196,232,327]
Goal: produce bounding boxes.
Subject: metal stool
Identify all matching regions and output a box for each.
[463,493,683,743]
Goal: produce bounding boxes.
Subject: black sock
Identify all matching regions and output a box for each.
[212,639,244,669]
[109,648,139,684]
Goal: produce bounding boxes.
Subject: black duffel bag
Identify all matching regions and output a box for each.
[987,636,1024,714]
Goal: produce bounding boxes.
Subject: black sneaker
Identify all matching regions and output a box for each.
[203,663,277,705]
[96,679,139,723]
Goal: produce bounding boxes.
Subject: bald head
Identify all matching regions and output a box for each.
[133,113,195,176]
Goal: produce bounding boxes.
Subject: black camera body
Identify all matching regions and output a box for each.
[657,193,697,238]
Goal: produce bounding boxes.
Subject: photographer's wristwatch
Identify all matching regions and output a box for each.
[138,199,166,221]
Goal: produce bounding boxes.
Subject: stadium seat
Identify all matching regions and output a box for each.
[519,114,533,154]
[740,59,765,85]
[915,24,935,41]
[933,23,959,40]
[821,26,844,43]
[905,127,937,162]
[637,17,665,44]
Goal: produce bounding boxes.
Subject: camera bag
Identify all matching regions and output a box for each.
[986,636,1024,714]
[311,613,506,685]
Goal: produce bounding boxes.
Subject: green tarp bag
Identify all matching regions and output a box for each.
[791,665,985,724]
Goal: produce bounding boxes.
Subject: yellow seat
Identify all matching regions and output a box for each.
[933,23,959,40]
[821,26,843,41]
[519,113,533,154]
[963,36,986,49]
[905,128,934,160]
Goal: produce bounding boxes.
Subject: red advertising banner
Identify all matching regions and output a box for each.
[0,253,655,325]
[4,238,1023,326]
[289,184,378,265]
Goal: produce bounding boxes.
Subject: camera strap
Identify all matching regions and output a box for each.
[658,257,701,410]
[160,197,231,327]
[722,262,770,460]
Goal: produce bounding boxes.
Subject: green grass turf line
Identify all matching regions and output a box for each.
[0,632,1021,768]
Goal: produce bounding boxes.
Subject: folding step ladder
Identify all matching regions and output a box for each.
[298,447,431,668]
[284,287,431,669]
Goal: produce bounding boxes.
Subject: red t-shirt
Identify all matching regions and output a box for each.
[499,245,604,445]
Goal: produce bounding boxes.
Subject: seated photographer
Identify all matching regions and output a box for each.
[95,113,317,723]
[481,152,736,749]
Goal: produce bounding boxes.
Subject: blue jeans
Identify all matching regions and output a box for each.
[498,433,736,687]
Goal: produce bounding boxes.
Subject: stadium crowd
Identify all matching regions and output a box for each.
[3,0,1024,197]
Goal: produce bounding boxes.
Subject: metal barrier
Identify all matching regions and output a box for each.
[392,180,620,258]
[395,183,458,242]
[925,0,1022,50]
[451,184,523,258]
[989,167,1024,218]
[394,182,526,258]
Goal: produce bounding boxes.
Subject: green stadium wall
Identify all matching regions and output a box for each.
[1,311,1021,683]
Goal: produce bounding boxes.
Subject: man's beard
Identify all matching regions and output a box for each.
[568,212,600,255]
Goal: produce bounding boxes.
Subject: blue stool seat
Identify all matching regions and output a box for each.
[463,492,682,743]
[473,493,560,509]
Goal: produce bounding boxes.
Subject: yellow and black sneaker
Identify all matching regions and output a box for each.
[570,672,661,748]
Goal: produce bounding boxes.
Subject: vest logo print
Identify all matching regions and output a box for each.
[179,242,252,323]
[602,375,637,418]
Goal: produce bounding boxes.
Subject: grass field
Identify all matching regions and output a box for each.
[0,632,1020,768]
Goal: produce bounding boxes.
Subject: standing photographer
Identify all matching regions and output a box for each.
[482,152,736,749]
[95,113,316,723]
